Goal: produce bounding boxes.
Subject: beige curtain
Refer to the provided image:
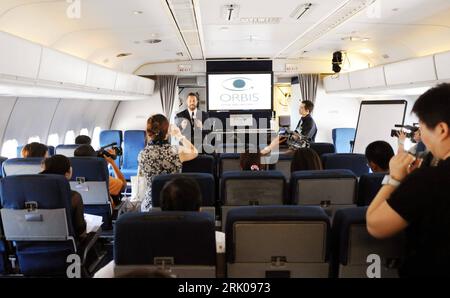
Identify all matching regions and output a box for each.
[156,75,178,118]
[298,74,319,103]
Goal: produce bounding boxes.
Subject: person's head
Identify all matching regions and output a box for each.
[21,142,48,158]
[41,154,72,180]
[412,83,450,160]
[75,135,91,145]
[146,114,169,143]
[240,150,262,171]
[160,177,202,212]
[290,148,323,172]
[74,144,96,157]
[299,100,314,117]
[186,92,199,112]
[413,129,421,143]
[365,141,395,172]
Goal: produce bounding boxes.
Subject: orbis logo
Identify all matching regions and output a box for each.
[222,77,254,91]
[220,77,259,103]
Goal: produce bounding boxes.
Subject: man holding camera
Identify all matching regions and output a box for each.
[74,145,126,206]
[366,83,450,277]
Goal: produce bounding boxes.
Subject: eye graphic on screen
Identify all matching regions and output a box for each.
[222,77,253,91]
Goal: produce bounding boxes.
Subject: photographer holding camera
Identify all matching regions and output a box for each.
[366,83,450,277]
[74,144,127,206]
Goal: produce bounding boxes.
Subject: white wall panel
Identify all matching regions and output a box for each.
[0,32,42,79]
[384,56,437,86]
[111,93,163,131]
[0,97,18,146]
[434,51,450,80]
[323,73,351,92]
[38,48,88,86]
[2,98,59,146]
[86,64,117,90]
[349,66,386,89]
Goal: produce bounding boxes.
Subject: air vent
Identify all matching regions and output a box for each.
[290,3,313,20]
[240,17,281,24]
[143,39,162,44]
[116,53,132,58]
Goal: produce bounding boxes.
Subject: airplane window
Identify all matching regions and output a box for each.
[27,136,40,143]
[47,133,59,147]
[91,127,102,150]
[1,139,19,158]
[64,130,75,144]
[80,128,89,136]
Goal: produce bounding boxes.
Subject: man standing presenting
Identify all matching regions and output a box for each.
[295,100,317,142]
[175,92,209,151]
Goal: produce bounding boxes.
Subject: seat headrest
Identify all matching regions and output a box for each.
[225,206,330,262]
[222,170,285,180]
[0,174,74,235]
[69,157,109,181]
[151,173,215,207]
[2,158,44,177]
[331,207,368,265]
[114,211,216,266]
[291,169,356,180]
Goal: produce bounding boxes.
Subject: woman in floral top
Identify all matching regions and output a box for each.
[137,114,198,211]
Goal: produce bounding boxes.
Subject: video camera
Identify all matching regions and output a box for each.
[391,124,420,143]
[97,142,123,160]
[278,128,310,150]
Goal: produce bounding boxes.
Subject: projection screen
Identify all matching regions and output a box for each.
[353,100,407,154]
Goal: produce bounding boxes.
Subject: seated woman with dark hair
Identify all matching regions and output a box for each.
[137,114,198,211]
[40,154,86,239]
[290,148,323,172]
[21,142,48,158]
[240,150,263,171]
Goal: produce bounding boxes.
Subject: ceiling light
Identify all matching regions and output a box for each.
[221,4,240,21]
[341,36,370,42]
[240,17,281,24]
[358,48,374,54]
[220,26,229,31]
[290,3,313,20]
[133,11,143,15]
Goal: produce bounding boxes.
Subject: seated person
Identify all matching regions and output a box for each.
[21,142,48,158]
[240,150,263,171]
[40,155,86,239]
[94,176,222,278]
[75,135,91,145]
[290,148,323,172]
[74,144,126,206]
[365,141,394,173]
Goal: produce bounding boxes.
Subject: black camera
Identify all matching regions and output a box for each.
[97,142,123,160]
[278,128,310,150]
[391,124,419,142]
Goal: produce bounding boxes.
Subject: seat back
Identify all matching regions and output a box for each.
[218,153,241,177]
[357,173,385,206]
[47,146,55,156]
[290,170,357,216]
[221,171,286,206]
[322,153,370,177]
[332,128,356,153]
[226,206,330,277]
[69,157,112,229]
[152,173,215,207]
[182,155,215,176]
[0,175,76,276]
[310,143,336,158]
[100,130,123,168]
[332,207,405,278]
[273,154,293,181]
[55,144,80,157]
[114,211,216,277]
[0,157,7,178]
[122,130,146,179]
[2,158,43,177]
